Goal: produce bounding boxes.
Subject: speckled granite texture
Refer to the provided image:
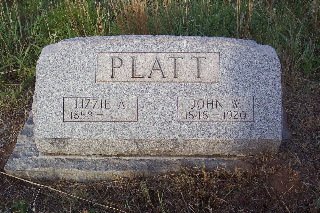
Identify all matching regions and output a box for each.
[5,113,249,181]
[5,36,283,180]
[32,36,282,156]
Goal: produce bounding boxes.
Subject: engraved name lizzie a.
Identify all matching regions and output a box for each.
[96,52,219,83]
[63,97,138,122]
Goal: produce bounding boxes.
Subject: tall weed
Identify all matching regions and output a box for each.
[0,0,319,108]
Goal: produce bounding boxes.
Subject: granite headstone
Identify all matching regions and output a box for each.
[5,36,283,180]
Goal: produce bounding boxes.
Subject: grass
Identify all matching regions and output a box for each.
[0,0,319,109]
[0,0,319,212]
[0,158,318,212]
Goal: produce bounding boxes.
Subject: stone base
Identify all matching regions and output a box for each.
[4,115,251,181]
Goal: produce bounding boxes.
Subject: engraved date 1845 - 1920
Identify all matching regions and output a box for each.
[178,97,254,122]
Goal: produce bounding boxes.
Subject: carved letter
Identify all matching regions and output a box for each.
[118,101,125,109]
[148,57,166,78]
[191,56,206,78]
[111,57,123,78]
[215,100,223,108]
[169,56,184,78]
[206,99,214,109]
[191,99,196,109]
[131,56,144,78]
[232,99,240,108]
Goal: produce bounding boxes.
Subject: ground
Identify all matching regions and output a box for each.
[0,71,319,212]
[0,0,319,212]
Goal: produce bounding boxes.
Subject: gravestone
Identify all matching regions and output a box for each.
[5,36,283,180]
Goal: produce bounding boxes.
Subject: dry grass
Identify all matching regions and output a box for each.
[0,152,318,212]
[116,0,149,34]
[0,0,319,212]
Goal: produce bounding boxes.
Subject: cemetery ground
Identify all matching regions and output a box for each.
[0,0,319,212]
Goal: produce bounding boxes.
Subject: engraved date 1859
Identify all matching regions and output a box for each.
[63,97,131,122]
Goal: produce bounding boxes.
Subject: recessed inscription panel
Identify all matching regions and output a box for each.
[63,97,138,122]
[178,96,254,122]
[96,52,219,83]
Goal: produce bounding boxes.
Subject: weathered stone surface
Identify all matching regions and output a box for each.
[96,52,220,83]
[32,36,282,156]
[5,114,249,181]
[5,36,283,180]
